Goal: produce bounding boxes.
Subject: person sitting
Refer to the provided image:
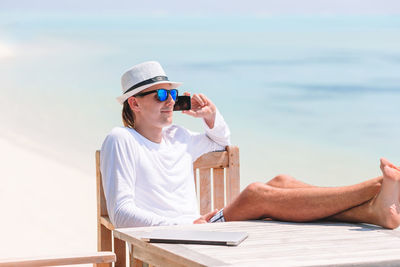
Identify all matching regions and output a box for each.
[100,61,400,229]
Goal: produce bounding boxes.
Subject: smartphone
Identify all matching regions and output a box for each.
[173,96,191,111]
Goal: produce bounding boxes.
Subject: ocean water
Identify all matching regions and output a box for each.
[1,13,399,187]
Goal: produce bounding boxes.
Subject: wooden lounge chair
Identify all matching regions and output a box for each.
[96,146,240,267]
[0,251,115,267]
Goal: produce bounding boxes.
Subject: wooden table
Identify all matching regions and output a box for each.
[113,220,400,267]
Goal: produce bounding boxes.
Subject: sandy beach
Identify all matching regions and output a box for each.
[0,136,96,265]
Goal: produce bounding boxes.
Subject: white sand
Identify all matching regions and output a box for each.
[0,137,97,265]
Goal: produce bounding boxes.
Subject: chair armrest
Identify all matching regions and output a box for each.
[0,251,116,266]
[100,215,115,230]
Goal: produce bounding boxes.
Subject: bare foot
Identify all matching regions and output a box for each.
[380,158,400,202]
[370,159,400,229]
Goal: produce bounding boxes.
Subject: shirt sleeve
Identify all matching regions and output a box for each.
[187,108,231,161]
[100,130,195,228]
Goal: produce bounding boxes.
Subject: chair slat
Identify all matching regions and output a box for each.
[213,168,225,210]
[114,237,127,267]
[199,168,211,215]
[226,146,240,205]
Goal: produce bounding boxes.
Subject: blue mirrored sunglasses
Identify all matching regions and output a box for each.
[135,89,178,102]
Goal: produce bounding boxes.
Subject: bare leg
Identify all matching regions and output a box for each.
[223,178,380,222]
[224,160,399,229]
[266,174,384,222]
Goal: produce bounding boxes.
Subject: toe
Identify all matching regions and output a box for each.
[381,158,391,167]
[381,158,400,172]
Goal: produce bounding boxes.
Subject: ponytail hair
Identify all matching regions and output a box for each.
[122,101,135,128]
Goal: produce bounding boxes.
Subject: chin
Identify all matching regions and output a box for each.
[161,119,173,128]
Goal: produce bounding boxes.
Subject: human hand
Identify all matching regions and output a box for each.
[193,209,219,224]
[182,92,216,128]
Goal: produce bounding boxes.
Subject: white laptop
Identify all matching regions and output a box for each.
[140,230,248,246]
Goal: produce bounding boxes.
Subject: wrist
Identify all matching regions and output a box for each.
[204,109,216,129]
[206,104,216,120]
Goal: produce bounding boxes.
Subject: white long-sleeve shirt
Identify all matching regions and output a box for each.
[100,110,231,228]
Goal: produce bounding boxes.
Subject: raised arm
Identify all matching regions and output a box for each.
[182,93,231,160]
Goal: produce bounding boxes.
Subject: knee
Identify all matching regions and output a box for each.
[268,174,295,187]
[241,182,273,200]
[244,182,264,194]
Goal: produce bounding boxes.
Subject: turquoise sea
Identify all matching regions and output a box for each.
[1,13,399,187]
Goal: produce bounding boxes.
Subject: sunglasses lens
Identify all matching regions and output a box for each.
[170,89,178,101]
[157,89,168,101]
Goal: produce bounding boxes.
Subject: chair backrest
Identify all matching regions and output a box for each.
[193,146,240,215]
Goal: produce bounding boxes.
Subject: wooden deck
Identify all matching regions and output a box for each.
[114,220,400,266]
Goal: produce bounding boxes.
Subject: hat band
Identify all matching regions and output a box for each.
[124,76,169,94]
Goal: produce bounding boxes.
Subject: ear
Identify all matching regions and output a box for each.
[127,97,140,112]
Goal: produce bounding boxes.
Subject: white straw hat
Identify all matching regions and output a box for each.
[117,61,183,104]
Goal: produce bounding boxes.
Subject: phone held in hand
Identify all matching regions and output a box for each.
[173,96,191,111]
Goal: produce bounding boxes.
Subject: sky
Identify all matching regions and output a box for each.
[1,0,400,15]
